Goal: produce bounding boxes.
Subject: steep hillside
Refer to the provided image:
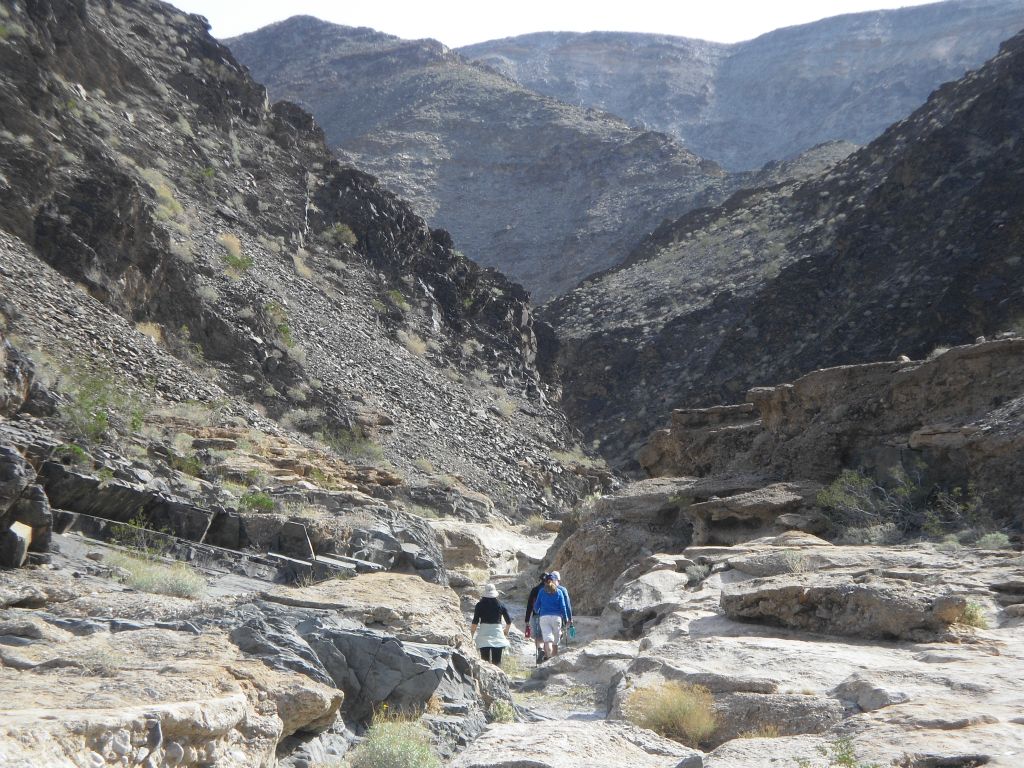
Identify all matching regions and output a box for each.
[226,17,735,300]
[544,29,1024,468]
[462,0,1024,170]
[0,0,602,516]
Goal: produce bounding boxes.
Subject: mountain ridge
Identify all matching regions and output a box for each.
[0,0,603,515]
[543,27,1024,467]
[227,17,740,300]
[461,0,1024,170]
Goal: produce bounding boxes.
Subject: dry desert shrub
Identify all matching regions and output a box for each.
[106,552,206,599]
[622,681,717,747]
[347,717,441,768]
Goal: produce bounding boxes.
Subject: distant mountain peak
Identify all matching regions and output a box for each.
[461,0,1024,170]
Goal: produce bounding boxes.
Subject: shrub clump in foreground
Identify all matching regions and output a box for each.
[106,552,206,599]
[348,720,441,768]
[622,681,717,747]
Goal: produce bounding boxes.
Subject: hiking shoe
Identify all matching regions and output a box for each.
[536,650,545,664]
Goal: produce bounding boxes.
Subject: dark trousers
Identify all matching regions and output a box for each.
[480,647,504,665]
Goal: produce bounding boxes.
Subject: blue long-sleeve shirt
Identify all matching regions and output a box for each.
[526,583,573,622]
[533,587,570,621]
[559,585,573,623]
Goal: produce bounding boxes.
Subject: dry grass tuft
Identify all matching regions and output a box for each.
[960,601,989,629]
[397,330,428,356]
[106,552,206,599]
[622,681,717,747]
[348,718,441,768]
[217,232,252,272]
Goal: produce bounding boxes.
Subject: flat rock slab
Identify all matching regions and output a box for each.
[263,571,468,644]
[430,518,551,573]
[688,483,810,521]
[720,572,967,640]
[704,734,831,767]
[449,720,702,768]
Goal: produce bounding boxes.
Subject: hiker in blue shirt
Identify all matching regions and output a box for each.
[533,573,570,661]
[548,570,574,648]
[524,571,549,664]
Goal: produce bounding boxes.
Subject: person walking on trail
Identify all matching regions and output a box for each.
[548,570,574,648]
[533,574,570,662]
[470,583,513,665]
[524,571,548,664]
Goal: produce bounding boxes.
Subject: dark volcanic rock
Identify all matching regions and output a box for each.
[229,614,338,688]
[545,29,1024,469]
[0,444,34,519]
[39,461,215,542]
[0,331,34,417]
[227,17,735,300]
[0,0,598,515]
[462,0,1024,171]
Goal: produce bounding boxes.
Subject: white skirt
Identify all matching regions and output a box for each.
[474,623,510,649]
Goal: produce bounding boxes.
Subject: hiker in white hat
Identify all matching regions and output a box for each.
[471,583,514,665]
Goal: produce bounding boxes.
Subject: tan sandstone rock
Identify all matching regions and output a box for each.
[262,571,469,645]
[0,626,342,768]
[449,720,703,768]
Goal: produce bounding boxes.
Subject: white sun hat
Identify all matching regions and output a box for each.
[481,584,500,598]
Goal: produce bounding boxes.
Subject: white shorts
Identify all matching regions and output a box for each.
[539,614,562,643]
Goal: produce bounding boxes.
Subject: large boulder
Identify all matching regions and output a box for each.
[0,522,31,568]
[430,518,549,576]
[720,573,969,640]
[0,444,33,523]
[301,619,486,723]
[222,604,506,752]
[0,444,39,568]
[0,624,342,767]
[545,475,767,614]
[228,613,341,688]
[602,568,693,638]
[261,571,468,645]
[684,482,820,545]
[9,485,51,552]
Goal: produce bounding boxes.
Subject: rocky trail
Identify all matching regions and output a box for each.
[455,531,1024,768]
[4,504,1021,767]
[5,326,1024,765]
[1,0,1023,766]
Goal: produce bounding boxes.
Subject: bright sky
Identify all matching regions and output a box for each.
[167,0,945,47]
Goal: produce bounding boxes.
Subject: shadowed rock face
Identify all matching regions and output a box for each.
[544,29,1024,468]
[227,16,737,300]
[0,0,605,514]
[461,0,1024,171]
